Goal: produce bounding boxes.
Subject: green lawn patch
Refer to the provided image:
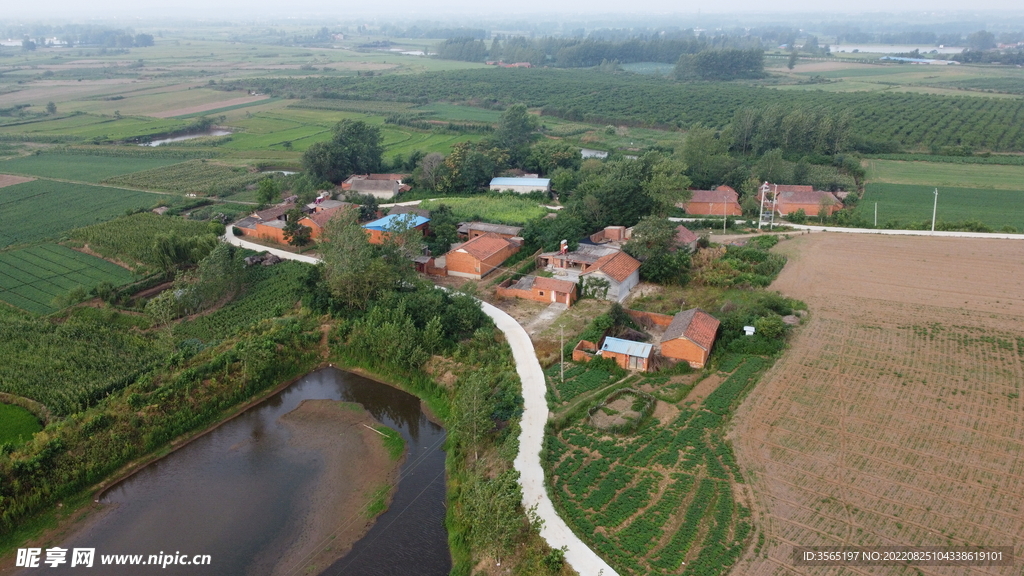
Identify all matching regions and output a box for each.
[856,183,1024,230]
[0,154,182,183]
[0,403,42,446]
[420,195,551,225]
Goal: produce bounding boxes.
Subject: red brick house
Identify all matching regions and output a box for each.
[445,233,520,280]
[684,186,743,216]
[361,213,430,245]
[660,308,720,368]
[758,183,841,217]
[298,205,356,240]
[497,275,577,306]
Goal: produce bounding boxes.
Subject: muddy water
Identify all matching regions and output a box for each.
[34,367,449,576]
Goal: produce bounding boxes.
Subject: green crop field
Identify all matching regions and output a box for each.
[0,179,165,248]
[0,403,42,446]
[547,357,765,576]
[418,103,503,123]
[67,212,217,269]
[102,159,265,196]
[865,159,1024,190]
[0,244,136,314]
[174,260,307,343]
[0,113,189,142]
[421,195,552,225]
[856,183,1024,230]
[0,154,183,183]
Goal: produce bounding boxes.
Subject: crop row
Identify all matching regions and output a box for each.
[68,212,216,270]
[0,244,135,314]
[0,180,163,249]
[102,160,265,196]
[0,314,160,416]
[548,357,766,575]
[229,69,1024,151]
[173,260,307,343]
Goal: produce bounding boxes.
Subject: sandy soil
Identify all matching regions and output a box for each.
[730,233,1024,576]
[149,95,269,118]
[0,174,34,188]
[267,400,402,576]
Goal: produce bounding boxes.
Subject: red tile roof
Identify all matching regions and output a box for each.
[303,205,353,229]
[532,276,576,294]
[586,251,641,283]
[675,225,699,245]
[662,308,720,352]
[778,190,840,206]
[771,184,814,193]
[689,189,739,204]
[449,232,514,261]
[254,204,291,221]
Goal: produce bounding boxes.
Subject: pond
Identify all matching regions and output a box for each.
[26,368,450,576]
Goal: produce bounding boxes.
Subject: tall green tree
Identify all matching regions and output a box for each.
[302,120,384,184]
[256,178,279,206]
[493,103,538,168]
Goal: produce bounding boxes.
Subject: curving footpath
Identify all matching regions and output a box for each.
[223,227,617,576]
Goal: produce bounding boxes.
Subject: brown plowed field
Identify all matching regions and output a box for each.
[0,174,34,188]
[731,233,1024,576]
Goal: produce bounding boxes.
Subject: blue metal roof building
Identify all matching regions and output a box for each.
[600,337,653,358]
[361,213,430,231]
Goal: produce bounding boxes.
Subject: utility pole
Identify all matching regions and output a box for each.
[874,202,877,227]
[931,188,938,232]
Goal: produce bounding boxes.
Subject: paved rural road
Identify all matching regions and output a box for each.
[223,227,617,576]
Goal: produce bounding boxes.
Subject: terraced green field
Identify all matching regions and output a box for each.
[0,113,189,142]
[0,154,183,183]
[0,244,135,314]
[0,179,164,248]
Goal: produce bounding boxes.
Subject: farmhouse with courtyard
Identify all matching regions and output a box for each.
[758,183,842,217]
[497,275,577,306]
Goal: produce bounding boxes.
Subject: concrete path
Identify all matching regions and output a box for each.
[223,226,321,264]
[480,300,618,576]
[220,227,617,576]
[666,218,1024,240]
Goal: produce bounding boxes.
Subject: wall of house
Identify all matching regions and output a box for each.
[448,244,520,279]
[572,340,598,363]
[589,270,639,302]
[298,219,324,240]
[625,309,674,328]
[496,283,576,306]
[685,202,743,216]
[253,223,287,244]
[601,350,648,372]
[661,338,711,368]
[779,202,839,217]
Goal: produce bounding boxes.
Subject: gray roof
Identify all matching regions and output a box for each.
[458,221,524,236]
[235,217,258,230]
[600,337,653,358]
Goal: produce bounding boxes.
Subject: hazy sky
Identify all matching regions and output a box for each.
[3,1,1021,21]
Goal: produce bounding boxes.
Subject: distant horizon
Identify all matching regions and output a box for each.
[2,6,1024,24]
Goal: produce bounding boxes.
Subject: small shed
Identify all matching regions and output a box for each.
[599,337,653,372]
